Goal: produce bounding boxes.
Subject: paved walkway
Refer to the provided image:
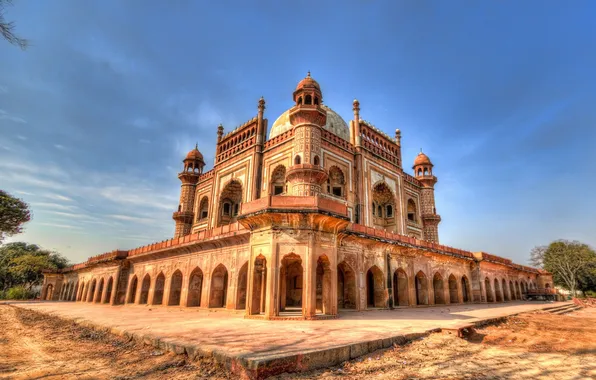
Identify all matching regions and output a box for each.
[10,301,563,362]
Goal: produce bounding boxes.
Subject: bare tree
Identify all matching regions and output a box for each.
[529,245,547,269]
[0,0,28,49]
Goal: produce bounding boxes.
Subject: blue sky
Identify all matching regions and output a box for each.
[1,0,595,264]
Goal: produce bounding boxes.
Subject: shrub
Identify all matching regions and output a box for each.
[6,286,36,300]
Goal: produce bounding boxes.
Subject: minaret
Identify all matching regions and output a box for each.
[413,151,441,243]
[285,72,328,196]
[252,97,266,200]
[172,145,205,238]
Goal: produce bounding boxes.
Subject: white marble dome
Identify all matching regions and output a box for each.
[268,105,350,141]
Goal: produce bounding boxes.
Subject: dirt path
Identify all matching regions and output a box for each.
[0,305,230,379]
[1,305,595,379]
[277,308,596,380]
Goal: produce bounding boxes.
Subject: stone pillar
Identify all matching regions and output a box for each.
[304,234,317,318]
[470,261,484,302]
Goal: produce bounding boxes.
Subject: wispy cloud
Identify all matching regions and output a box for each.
[0,109,27,124]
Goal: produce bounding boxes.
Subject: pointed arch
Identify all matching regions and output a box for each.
[280,253,303,311]
[393,268,409,306]
[366,265,385,308]
[485,277,494,302]
[502,278,509,301]
[461,276,471,303]
[140,274,151,304]
[494,278,503,302]
[236,261,249,310]
[168,270,183,306]
[337,261,357,309]
[128,275,138,304]
[218,180,243,226]
[87,279,97,302]
[448,274,459,303]
[316,255,332,314]
[250,257,266,314]
[433,272,445,304]
[187,267,203,307]
[198,196,209,221]
[77,281,85,301]
[104,277,113,304]
[407,199,417,222]
[270,165,287,196]
[509,280,515,301]
[415,271,429,305]
[152,272,165,305]
[372,181,396,230]
[209,264,228,308]
[327,166,346,199]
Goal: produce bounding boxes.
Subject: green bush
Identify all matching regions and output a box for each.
[5,286,36,300]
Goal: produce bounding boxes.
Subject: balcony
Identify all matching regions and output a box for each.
[240,195,348,218]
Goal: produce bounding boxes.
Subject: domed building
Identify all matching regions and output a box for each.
[43,74,552,322]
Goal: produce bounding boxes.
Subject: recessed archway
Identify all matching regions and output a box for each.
[128,276,138,304]
[433,273,445,305]
[366,265,385,308]
[187,267,203,307]
[448,274,458,304]
[316,255,332,314]
[153,273,165,305]
[250,257,266,314]
[494,278,503,302]
[461,276,471,303]
[77,282,85,301]
[140,274,151,304]
[485,277,494,302]
[415,271,429,305]
[104,277,113,304]
[209,264,228,308]
[509,281,515,301]
[337,261,356,309]
[502,279,509,301]
[168,270,183,306]
[236,262,249,310]
[87,279,97,302]
[280,253,303,312]
[45,284,54,300]
[393,268,409,307]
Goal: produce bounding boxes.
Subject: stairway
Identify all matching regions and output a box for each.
[542,302,582,315]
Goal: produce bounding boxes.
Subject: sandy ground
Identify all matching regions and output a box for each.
[1,305,595,379]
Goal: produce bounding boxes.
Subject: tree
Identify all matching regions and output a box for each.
[541,240,596,297]
[0,0,28,49]
[0,190,31,242]
[0,242,69,292]
[529,245,547,269]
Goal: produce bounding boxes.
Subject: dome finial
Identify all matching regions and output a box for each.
[307,70,311,78]
[195,142,198,150]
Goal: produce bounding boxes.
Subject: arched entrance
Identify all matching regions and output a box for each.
[140,275,150,304]
[95,278,104,303]
[280,254,303,312]
[502,279,509,301]
[366,265,385,308]
[168,270,183,306]
[494,279,503,302]
[433,273,445,305]
[448,274,458,303]
[316,255,332,314]
[485,278,494,302]
[87,279,97,302]
[237,262,249,310]
[104,277,113,304]
[509,281,515,301]
[250,256,266,314]
[153,273,165,305]
[45,284,54,300]
[128,276,138,303]
[209,264,228,308]
[187,268,203,307]
[393,269,409,306]
[71,282,78,301]
[461,276,470,303]
[77,282,85,301]
[337,261,356,309]
[415,271,429,305]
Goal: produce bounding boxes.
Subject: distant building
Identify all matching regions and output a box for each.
[42,73,552,319]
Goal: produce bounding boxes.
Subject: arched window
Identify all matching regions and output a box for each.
[372,181,396,230]
[328,166,345,198]
[314,96,319,105]
[294,155,301,165]
[407,199,417,222]
[297,96,303,105]
[198,197,208,220]
[218,180,243,226]
[417,168,422,176]
[424,168,429,176]
[386,204,393,218]
[313,155,320,166]
[372,202,376,216]
[270,165,286,195]
[305,95,312,105]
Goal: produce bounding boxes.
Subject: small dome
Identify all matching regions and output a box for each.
[414,151,432,167]
[185,145,204,162]
[269,105,350,141]
[295,71,320,92]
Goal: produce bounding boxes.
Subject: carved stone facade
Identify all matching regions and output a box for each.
[42,74,553,319]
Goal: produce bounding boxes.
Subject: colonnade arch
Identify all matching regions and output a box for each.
[393,268,409,307]
[415,271,429,305]
[168,270,183,306]
[366,265,385,308]
[140,274,151,304]
[153,273,165,305]
[280,253,303,312]
[250,256,266,314]
[104,277,113,303]
[128,276,138,303]
[87,279,97,302]
[237,262,249,310]
[461,276,471,303]
[187,267,203,307]
[316,255,332,314]
[337,261,357,309]
[448,274,458,303]
[485,277,494,302]
[209,264,228,308]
